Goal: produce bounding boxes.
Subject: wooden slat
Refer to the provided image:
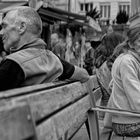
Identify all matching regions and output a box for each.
[0,103,36,140]
[92,107,140,117]
[0,76,98,99]
[86,78,100,140]
[67,113,87,140]
[36,95,90,140]
[0,83,87,122]
[0,80,74,99]
[0,83,55,98]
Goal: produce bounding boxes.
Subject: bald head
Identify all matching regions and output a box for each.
[0,6,43,52]
[4,6,42,36]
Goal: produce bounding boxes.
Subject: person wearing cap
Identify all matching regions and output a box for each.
[102,19,140,138]
[0,6,89,91]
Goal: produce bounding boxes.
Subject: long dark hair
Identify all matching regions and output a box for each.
[106,41,130,71]
[94,32,125,68]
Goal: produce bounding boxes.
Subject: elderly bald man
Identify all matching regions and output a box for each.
[0,6,89,91]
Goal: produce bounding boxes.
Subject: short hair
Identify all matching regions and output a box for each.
[7,6,42,36]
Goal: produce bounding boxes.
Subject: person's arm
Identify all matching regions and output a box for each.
[69,65,90,83]
[0,59,24,91]
[119,57,140,111]
[58,58,89,83]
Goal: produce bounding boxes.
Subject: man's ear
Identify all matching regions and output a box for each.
[19,22,26,34]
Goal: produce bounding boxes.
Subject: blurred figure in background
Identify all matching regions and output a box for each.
[80,30,86,67]
[94,32,125,119]
[65,28,73,62]
[72,41,81,66]
[51,33,66,60]
[83,40,95,75]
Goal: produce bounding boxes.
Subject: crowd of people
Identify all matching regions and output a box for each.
[50,29,100,75]
[1,5,140,139]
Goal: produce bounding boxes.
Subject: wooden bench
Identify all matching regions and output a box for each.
[0,75,102,140]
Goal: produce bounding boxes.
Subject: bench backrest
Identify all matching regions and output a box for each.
[0,75,101,140]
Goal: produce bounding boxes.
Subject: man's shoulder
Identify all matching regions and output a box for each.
[6,48,47,64]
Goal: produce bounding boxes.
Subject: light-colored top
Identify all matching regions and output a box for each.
[110,52,140,124]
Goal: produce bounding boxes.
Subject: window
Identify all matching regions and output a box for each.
[80,3,94,12]
[85,3,89,12]
[90,3,93,10]
[119,3,130,15]
[80,3,84,11]
[100,3,111,18]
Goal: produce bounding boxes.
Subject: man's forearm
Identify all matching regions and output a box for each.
[70,66,90,83]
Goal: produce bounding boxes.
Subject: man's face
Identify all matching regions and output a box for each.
[0,11,20,52]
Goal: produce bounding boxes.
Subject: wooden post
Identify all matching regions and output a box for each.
[86,79,100,140]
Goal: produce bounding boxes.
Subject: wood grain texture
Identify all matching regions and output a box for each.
[0,103,36,140]
[37,95,90,140]
[0,76,101,140]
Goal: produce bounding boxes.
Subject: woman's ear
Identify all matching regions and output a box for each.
[19,22,26,34]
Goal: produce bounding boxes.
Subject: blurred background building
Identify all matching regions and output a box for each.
[53,0,131,25]
[130,0,140,26]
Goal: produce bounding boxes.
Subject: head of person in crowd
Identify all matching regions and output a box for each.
[106,41,130,71]
[51,33,59,47]
[0,6,42,53]
[94,32,125,68]
[106,21,140,71]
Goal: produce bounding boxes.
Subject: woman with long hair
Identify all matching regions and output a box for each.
[101,20,140,139]
[94,32,125,119]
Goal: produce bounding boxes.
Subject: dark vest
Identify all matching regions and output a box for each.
[6,39,63,86]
